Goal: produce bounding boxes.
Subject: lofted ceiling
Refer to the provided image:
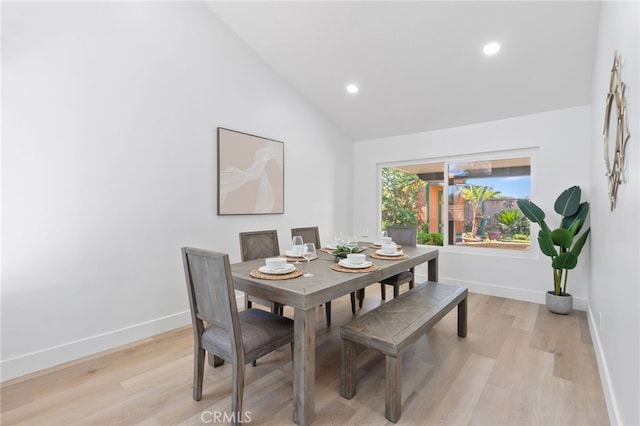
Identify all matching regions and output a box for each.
[204,1,601,142]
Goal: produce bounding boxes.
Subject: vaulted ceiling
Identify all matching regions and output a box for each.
[205,1,601,141]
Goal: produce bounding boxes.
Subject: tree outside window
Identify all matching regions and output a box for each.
[381,155,531,250]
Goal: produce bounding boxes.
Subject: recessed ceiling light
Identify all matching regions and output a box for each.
[346,84,359,94]
[483,42,501,55]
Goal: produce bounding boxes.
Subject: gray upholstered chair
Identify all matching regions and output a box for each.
[181,247,294,413]
[239,230,284,315]
[291,227,358,325]
[379,225,418,299]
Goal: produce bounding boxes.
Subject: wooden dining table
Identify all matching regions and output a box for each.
[230,243,439,425]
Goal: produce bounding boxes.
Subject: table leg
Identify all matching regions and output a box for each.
[293,307,316,425]
[427,257,439,282]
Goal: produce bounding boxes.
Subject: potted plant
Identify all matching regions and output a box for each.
[517,186,591,314]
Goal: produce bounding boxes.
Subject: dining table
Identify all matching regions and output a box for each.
[230,243,439,425]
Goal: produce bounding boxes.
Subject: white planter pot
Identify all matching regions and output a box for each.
[546,291,573,315]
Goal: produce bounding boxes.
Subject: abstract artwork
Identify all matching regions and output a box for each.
[217,128,284,215]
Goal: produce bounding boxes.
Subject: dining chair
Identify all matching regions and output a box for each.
[181,247,294,413]
[239,230,284,315]
[379,225,418,299]
[291,226,359,325]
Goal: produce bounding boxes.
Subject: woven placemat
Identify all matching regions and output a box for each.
[369,252,410,260]
[370,243,403,249]
[279,254,318,262]
[330,263,378,273]
[250,268,303,280]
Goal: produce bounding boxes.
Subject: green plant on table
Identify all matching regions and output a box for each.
[517,186,591,296]
[332,245,361,262]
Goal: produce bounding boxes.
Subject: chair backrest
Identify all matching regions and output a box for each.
[181,247,242,355]
[239,230,280,261]
[386,225,417,247]
[290,226,321,248]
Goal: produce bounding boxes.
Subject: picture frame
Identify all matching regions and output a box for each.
[217,127,284,215]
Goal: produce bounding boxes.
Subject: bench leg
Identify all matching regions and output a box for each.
[385,354,402,423]
[458,296,467,337]
[340,340,357,399]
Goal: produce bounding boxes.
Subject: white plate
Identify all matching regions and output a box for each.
[338,259,372,269]
[376,249,404,256]
[325,243,338,250]
[285,250,304,257]
[258,264,296,275]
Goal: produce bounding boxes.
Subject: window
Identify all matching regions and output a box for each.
[381,153,532,251]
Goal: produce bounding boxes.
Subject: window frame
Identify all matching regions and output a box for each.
[378,148,538,259]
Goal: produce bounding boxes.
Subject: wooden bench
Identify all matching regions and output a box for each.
[340,282,468,423]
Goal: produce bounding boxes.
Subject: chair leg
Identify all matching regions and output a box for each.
[357,288,365,307]
[350,292,356,314]
[208,352,224,367]
[325,302,331,327]
[245,293,252,310]
[231,360,246,425]
[271,302,283,315]
[194,347,205,401]
[380,283,386,300]
[213,354,224,367]
[393,285,400,298]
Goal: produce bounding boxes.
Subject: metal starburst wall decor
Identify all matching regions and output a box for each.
[602,50,631,211]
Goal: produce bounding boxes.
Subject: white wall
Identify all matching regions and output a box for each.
[1,2,353,381]
[588,1,639,425]
[353,106,592,306]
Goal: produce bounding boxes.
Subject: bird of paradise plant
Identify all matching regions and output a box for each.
[517,186,591,296]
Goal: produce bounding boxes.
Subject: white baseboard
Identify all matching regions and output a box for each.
[419,273,588,311]
[1,310,190,382]
[2,294,246,383]
[586,304,619,426]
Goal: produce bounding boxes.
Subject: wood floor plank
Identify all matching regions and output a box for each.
[1,292,609,425]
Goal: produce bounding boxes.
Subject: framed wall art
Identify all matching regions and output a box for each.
[217,127,284,215]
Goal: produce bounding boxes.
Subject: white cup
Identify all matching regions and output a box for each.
[346,253,366,264]
[265,257,287,270]
[381,243,397,254]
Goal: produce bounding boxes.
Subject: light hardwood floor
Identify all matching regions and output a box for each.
[1,290,609,425]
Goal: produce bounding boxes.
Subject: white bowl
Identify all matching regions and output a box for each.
[380,237,393,245]
[346,253,366,265]
[265,257,287,270]
[381,243,397,254]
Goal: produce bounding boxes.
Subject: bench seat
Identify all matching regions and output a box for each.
[340,281,468,423]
